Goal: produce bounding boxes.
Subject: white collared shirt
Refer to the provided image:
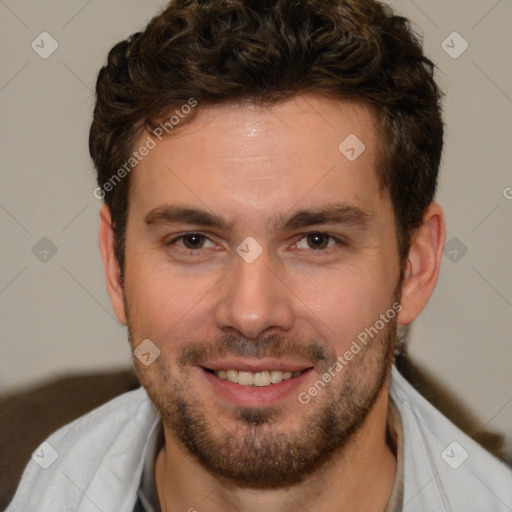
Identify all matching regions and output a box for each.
[7,367,512,511]
[133,397,404,512]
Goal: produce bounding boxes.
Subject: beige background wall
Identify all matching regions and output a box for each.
[1,0,511,455]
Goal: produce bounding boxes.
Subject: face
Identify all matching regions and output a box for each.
[121,95,402,488]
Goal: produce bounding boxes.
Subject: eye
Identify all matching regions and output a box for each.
[167,233,216,251]
[294,232,340,252]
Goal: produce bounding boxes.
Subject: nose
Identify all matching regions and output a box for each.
[214,249,295,340]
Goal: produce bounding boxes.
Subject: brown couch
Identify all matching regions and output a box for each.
[0,369,139,509]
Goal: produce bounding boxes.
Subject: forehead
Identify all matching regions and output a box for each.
[128,94,388,223]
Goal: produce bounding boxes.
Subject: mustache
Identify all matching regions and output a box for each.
[177,332,334,368]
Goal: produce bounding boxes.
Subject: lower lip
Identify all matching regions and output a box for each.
[201,368,313,407]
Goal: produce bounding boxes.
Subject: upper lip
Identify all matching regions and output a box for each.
[200,358,313,373]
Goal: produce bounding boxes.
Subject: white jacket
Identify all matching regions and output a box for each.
[6,366,512,511]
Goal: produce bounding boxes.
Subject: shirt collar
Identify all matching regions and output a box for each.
[385,396,405,512]
[136,397,404,512]
[136,419,164,512]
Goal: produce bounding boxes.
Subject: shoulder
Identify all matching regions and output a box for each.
[6,387,159,512]
[390,366,512,511]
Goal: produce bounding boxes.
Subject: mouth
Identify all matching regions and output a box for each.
[199,359,314,407]
[203,368,307,387]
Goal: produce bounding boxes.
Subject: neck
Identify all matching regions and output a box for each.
[155,386,396,512]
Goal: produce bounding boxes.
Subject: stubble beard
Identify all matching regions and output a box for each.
[128,314,397,489]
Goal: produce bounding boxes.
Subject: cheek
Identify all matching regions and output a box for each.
[124,253,220,345]
[302,262,394,350]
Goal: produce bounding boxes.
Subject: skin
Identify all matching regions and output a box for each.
[99,94,445,512]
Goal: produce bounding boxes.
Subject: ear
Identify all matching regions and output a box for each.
[398,203,445,326]
[98,205,127,325]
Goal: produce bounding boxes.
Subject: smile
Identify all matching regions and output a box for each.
[209,369,304,387]
[200,358,314,406]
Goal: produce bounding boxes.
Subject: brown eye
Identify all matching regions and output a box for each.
[166,233,216,252]
[293,232,342,254]
[306,233,330,250]
[181,233,206,249]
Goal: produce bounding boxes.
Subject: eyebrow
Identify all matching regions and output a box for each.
[143,202,371,232]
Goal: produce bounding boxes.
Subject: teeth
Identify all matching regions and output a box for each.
[270,370,284,384]
[253,371,271,387]
[238,371,253,386]
[213,369,302,387]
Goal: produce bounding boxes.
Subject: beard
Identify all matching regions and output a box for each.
[127,302,398,489]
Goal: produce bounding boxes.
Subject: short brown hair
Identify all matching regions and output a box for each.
[89,0,444,277]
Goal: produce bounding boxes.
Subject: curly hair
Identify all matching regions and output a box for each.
[89,0,444,277]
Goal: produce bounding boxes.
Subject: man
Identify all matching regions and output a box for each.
[7,0,512,510]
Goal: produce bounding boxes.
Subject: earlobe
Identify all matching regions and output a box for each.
[98,205,127,325]
[398,203,445,326]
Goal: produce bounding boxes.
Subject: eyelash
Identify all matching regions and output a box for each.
[165,231,345,256]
